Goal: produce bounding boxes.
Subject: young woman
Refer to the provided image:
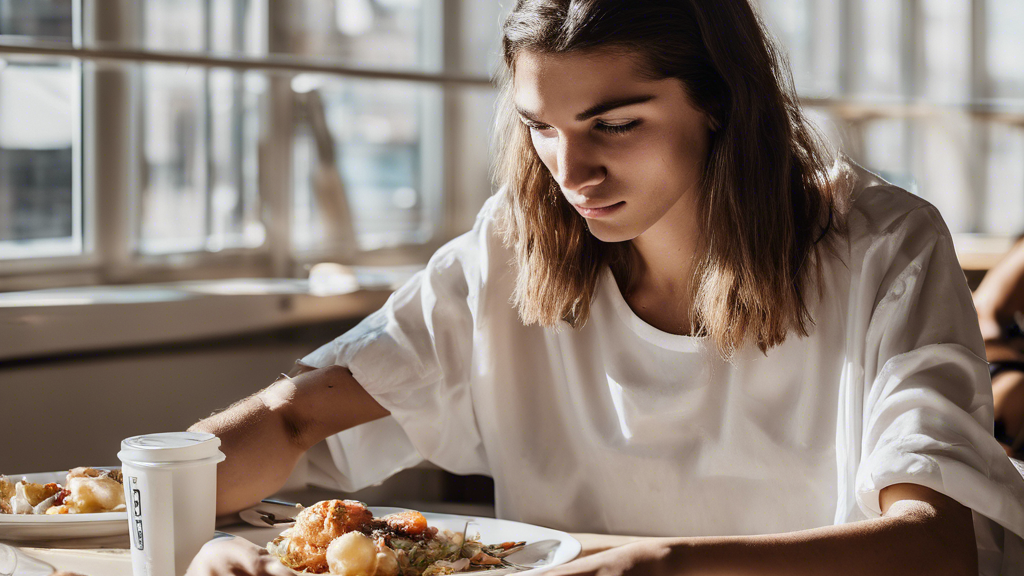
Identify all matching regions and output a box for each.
[187,1,1024,574]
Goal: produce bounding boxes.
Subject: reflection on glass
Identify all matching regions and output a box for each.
[292,78,439,253]
[984,124,1024,236]
[0,61,79,259]
[138,0,264,255]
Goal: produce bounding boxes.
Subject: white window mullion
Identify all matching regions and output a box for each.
[263,0,294,278]
[972,0,992,234]
[84,0,140,283]
[201,0,214,248]
[434,0,455,241]
[72,0,85,259]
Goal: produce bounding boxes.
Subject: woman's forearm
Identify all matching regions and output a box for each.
[188,387,307,516]
[189,365,390,516]
[658,494,976,576]
[548,485,976,576]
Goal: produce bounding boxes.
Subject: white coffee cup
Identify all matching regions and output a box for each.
[118,432,226,576]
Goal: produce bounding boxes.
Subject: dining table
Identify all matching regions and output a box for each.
[5,499,647,576]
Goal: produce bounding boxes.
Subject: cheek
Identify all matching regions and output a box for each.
[530,133,557,168]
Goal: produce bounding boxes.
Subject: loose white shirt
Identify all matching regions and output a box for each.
[301,166,1024,574]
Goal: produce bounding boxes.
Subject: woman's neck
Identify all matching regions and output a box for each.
[622,190,703,335]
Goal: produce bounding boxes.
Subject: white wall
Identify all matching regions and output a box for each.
[1,322,348,473]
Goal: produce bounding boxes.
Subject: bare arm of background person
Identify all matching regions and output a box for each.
[974,237,1024,342]
[188,364,389,516]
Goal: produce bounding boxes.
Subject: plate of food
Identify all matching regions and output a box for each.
[0,467,128,541]
[264,500,581,575]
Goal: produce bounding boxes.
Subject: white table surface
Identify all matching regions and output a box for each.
[10,521,284,576]
[8,526,628,576]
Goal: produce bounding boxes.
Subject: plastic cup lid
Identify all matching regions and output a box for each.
[118,431,223,464]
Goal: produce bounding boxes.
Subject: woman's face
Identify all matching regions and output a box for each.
[513,49,712,243]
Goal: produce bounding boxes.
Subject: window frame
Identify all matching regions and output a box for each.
[0,0,496,291]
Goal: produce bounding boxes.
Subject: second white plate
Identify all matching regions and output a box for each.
[0,469,128,542]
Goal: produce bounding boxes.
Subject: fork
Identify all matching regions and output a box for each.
[255,510,294,526]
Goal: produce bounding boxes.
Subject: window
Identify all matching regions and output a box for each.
[0,0,501,290]
[138,0,263,255]
[0,0,81,260]
[759,0,1024,238]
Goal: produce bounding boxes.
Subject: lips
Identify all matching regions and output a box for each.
[572,201,624,219]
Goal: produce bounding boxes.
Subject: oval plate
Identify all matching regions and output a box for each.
[0,469,128,541]
[282,507,581,575]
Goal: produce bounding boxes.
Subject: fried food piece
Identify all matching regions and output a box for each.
[322,532,401,576]
[0,476,14,514]
[66,467,121,482]
[373,538,400,576]
[326,531,379,576]
[269,499,373,573]
[378,510,429,538]
[46,505,70,514]
[64,475,125,513]
[295,500,374,548]
[21,482,61,507]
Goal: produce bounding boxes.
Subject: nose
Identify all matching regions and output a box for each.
[554,133,606,193]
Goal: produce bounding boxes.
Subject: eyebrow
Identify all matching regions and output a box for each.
[515,94,657,123]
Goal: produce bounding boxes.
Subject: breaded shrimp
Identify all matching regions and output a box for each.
[269,499,373,573]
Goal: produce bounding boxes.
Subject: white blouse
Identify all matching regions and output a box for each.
[301,166,1024,575]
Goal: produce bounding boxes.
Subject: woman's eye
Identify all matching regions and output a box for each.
[596,120,641,135]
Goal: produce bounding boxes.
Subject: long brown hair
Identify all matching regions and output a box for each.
[494,0,852,357]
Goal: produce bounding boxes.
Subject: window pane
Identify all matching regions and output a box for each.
[292,79,440,253]
[138,0,264,255]
[759,0,813,90]
[0,0,73,40]
[853,0,904,96]
[859,118,917,193]
[987,0,1024,99]
[983,124,1024,236]
[910,117,974,233]
[0,0,79,260]
[453,0,507,77]
[274,0,428,70]
[921,0,970,102]
[138,64,208,254]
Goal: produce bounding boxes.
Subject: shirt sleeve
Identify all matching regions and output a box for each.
[851,201,1024,573]
[298,196,501,491]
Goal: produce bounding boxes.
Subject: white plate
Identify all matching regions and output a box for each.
[0,469,128,542]
[282,507,581,575]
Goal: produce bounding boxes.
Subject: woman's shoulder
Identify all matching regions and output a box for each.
[843,163,948,250]
[423,190,512,289]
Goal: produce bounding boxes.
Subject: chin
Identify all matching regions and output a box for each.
[584,220,641,244]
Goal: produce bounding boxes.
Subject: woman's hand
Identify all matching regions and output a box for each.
[543,540,679,576]
[185,536,294,576]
